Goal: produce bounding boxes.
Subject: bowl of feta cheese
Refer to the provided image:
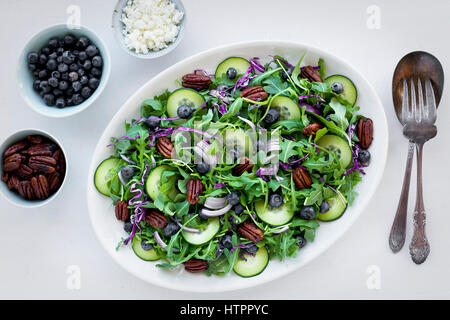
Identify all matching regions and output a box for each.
[112,0,186,59]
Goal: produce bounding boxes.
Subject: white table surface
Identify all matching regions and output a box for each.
[1,0,449,300]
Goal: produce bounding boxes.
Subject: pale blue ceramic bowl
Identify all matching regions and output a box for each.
[17,24,111,118]
[112,0,186,59]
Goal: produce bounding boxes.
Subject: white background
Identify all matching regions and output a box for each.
[1,0,450,299]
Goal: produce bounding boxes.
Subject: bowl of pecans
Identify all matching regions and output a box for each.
[0,129,67,208]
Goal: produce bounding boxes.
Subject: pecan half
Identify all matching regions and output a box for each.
[186,178,204,205]
[115,200,130,222]
[184,258,208,273]
[240,86,268,101]
[238,220,264,243]
[156,137,174,159]
[7,174,20,191]
[3,153,22,172]
[16,164,33,179]
[52,149,66,175]
[3,141,28,158]
[30,175,50,200]
[181,73,212,91]
[293,167,312,190]
[17,180,34,200]
[145,209,168,228]
[26,135,43,144]
[232,157,254,176]
[22,143,56,157]
[303,123,324,137]
[47,172,61,193]
[356,118,373,149]
[1,172,8,183]
[28,156,57,174]
[300,66,322,83]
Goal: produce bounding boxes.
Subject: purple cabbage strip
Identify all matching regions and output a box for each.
[299,102,321,116]
[249,57,266,73]
[343,125,365,176]
[230,243,254,253]
[270,55,295,69]
[298,94,325,102]
[212,182,228,189]
[194,69,215,78]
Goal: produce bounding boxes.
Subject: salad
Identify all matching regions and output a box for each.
[94,54,374,277]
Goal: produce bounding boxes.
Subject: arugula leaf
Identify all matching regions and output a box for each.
[329,98,349,130]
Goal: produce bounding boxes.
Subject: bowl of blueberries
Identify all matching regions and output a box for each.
[17,24,111,118]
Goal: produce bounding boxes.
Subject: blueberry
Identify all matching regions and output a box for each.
[56,47,65,56]
[48,77,59,88]
[69,63,79,72]
[56,56,63,63]
[83,60,92,70]
[233,203,245,215]
[65,87,74,97]
[144,115,160,129]
[64,34,76,46]
[358,150,371,165]
[281,67,294,81]
[268,193,283,208]
[246,244,259,254]
[92,55,103,67]
[72,93,84,105]
[48,38,59,49]
[90,67,102,78]
[226,191,240,206]
[28,63,36,72]
[141,239,153,251]
[221,234,233,249]
[319,200,330,213]
[39,54,48,65]
[66,97,74,106]
[76,37,90,49]
[53,89,63,97]
[58,63,69,73]
[226,67,237,80]
[263,108,280,125]
[73,50,79,57]
[299,206,316,220]
[43,94,55,106]
[27,52,39,64]
[196,162,210,174]
[88,77,100,89]
[80,75,88,85]
[331,82,344,94]
[33,80,41,91]
[51,71,60,79]
[163,222,179,237]
[216,84,229,92]
[177,104,193,119]
[46,59,57,71]
[69,72,79,82]
[296,235,307,248]
[59,80,69,91]
[120,166,134,179]
[81,86,92,99]
[48,52,58,60]
[72,81,82,92]
[86,45,98,57]
[41,47,50,55]
[62,51,74,64]
[39,81,51,93]
[77,68,86,76]
[55,97,65,108]
[123,221,133,233]
[58,39,66,48]
[78,51,88,61]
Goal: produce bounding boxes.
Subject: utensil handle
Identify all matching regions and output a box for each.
[389,141,415,253]
[409,142,430,264]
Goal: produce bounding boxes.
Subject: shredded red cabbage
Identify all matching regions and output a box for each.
[249,57,265,73]
[298,94,325,102]
[194,69,214,78]
[212,182,228,189]
[270,55,295,69]
[300,102,321,116]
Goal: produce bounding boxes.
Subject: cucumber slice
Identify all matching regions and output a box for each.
[132,237,160,261]
[224,128,254,156]
[215,57,251,81]
[270,96,301,121]
[317,193,347,222]
[166,88,206,118]
[94,158,121,196]
[146,165,178,201]
[317,134,352,168]
[182,217,220,245]
[254,201,294,226]
[324,75,357,106]
[233,247,269,278]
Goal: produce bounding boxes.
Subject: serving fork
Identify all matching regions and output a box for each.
[401,77,437,264]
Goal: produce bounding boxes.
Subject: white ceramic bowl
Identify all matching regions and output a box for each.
[87,41,388,292]
[0,128,68,208]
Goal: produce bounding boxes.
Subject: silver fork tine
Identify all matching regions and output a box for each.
[425,78,437,123]
[402,78,409,123]
[410,78,416,121]
[417,78,424,121]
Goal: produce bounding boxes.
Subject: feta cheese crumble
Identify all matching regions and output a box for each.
[121,0,184,54]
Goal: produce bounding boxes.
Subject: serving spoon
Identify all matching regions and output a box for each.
[389,51,444,255]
